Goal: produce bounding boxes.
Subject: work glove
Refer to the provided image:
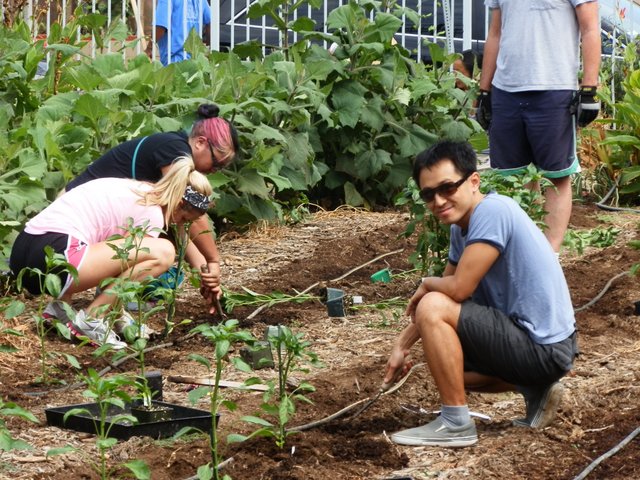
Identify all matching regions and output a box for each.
[476,90,492,131]
[576,86,600,127]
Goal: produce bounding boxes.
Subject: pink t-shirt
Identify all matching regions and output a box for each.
[25,178,165,243]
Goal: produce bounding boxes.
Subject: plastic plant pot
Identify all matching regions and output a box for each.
[130,403,173,423]
[370,268,391,283]
[634,300,640,316]
[240,341,274,369]
[145,370,163,401]
[325,287,345,317]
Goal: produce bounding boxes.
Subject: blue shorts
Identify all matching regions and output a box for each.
[457,301,578,387]
[489,87,579,179]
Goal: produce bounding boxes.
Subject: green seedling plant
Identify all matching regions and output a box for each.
[14,246,77,384]
[563,226,621,255]
[396,178,451,276]
[183,319,255,480]
[49,369,149,480]
[153,222,193,338]
[630,237,640,276]
[222,286,319,313]
[102,219,177,410]
[0,398,39,458]
[230,325,321,449]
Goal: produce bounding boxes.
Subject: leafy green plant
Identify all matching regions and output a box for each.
[0,399,39,454]
[14,246,76,384]
[480,165,550,227]
[185,319,255,480]
[151,223,193,338]
[596,38,640,203]
[1,1,484,264]
[395,178,450,276]
[230,325,320,448]
[563,226,620,255]
[629,237,640,276]
[222,286,319,312]
[49,369,149,480]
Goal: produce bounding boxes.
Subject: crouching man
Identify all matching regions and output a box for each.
[385,140,577,447]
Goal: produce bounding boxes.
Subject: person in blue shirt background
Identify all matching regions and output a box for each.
[147,0,211,66]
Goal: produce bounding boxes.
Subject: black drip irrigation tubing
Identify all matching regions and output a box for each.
[572,425,640,480]
[595,180,640,214]
[24,248,405,397]
[573,271,630,313]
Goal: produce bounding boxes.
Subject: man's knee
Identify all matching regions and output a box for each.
[415,292,460,327]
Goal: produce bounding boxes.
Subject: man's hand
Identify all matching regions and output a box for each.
[384,348,413,386]
[577,86,600,127]
[405,281,429,323]
[476,90,492,131]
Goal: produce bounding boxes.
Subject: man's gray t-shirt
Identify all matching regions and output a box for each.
[485,0,596,91]
[449,193,575,344]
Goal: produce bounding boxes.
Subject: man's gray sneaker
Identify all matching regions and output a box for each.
[391,416,478,447]
[43,301,74,324]
[513,381,565,429]
[67,310,127,350]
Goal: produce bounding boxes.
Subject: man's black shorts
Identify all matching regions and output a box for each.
[457,301,578,387]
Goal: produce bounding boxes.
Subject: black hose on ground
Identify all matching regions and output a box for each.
[595,178,640,214]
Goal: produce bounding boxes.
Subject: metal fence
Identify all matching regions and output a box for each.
[4,1,639,65]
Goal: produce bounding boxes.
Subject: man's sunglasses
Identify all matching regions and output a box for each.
[419,172,473,203]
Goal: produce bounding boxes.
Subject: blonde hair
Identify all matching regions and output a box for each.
[138,156,213,225]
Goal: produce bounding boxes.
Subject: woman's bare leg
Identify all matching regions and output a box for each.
[66,237,175,315]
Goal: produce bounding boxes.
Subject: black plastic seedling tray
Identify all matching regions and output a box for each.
[45,400,213,440]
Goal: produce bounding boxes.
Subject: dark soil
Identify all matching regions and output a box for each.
[1,203,639,480]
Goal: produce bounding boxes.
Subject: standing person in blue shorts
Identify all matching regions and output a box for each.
[146,0,211,66]
[61,103,238,317]
[477,0,601,253]
[384,141,577,447]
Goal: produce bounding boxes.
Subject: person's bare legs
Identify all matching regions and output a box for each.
[414,292,466,405]
[543,175,572,253]
[464,371,515,393]
[65,237,175,315]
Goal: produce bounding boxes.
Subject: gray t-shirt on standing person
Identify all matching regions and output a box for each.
[485,0,596,91]
[448,193,575,345]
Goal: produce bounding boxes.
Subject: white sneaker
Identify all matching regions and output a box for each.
[68,310,127,350]
[43,301,74,324]
[115,311,154,340]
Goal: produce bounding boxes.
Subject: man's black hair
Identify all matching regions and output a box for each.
[412,140,478,185]
[460,50,483,78]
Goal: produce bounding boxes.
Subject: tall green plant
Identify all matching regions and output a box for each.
[186,319,255,480]
[596,38,640,202]
[14,246,76,383]
[50,370,149,480]
[230,326,320,448]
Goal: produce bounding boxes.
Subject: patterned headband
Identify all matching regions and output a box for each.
[183,186,210,211]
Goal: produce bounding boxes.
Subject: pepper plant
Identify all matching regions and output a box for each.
[184,319,256,480]
[13,246,77,384]
[49,369,149,480]
[229,325,321,448]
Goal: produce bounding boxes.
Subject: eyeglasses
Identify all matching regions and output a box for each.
[206,140,227,172]
[419,172,472,203]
